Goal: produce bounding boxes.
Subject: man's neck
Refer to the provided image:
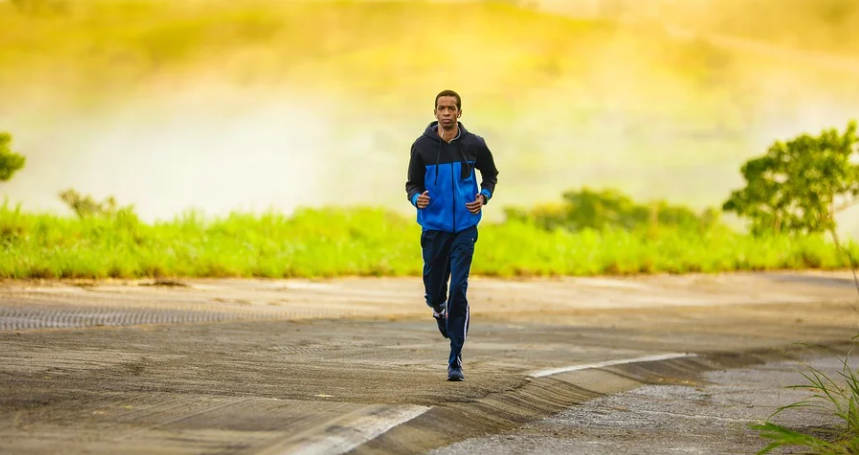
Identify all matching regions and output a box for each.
[438,123,459,143]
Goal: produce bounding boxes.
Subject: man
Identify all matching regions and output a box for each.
[405,89,499,382]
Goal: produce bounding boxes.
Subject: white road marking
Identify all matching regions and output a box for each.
[529,353,696,378]
[268,404,431,455]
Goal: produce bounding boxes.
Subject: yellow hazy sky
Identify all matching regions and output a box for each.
[1,0,857,230]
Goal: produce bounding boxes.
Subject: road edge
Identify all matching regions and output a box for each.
[345,339,856,455]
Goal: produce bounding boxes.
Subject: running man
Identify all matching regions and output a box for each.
[405,90,500,381]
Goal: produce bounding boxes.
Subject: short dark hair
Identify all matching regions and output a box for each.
[435,90,461,110]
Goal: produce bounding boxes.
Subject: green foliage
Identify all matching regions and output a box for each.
[0,133,26,183]
[504,187,720,233]
[752,422,857,455]
[58,188,137,221]
[0,203,854,279]
[751,345,859,454]
[724,121,859,236]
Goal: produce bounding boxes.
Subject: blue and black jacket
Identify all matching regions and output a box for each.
[405,121,499,233]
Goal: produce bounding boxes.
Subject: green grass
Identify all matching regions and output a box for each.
[752,343,859,454]
[1,203,856,280]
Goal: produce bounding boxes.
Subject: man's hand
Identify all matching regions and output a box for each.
[416,191,430,209]
[465,194,485,214]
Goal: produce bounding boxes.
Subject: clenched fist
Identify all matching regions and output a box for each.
[465,193,485,214]
[416,191,430,209]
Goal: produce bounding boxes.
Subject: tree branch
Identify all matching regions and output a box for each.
[834,199,859,214]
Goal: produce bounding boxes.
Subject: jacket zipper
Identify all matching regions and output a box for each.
[450,154,456,232]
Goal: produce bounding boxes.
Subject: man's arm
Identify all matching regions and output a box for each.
[475,137,499,204]
[405,143,425,207]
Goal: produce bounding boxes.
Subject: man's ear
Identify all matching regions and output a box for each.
[457,110,462,118]
[434,109,439,119]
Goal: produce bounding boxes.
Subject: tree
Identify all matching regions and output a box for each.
[723,121,859,236]
[0,132,26,183]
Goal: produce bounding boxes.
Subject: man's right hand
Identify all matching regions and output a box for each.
[417,191,430,209]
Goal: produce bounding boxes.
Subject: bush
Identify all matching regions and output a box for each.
[503,187,720,233]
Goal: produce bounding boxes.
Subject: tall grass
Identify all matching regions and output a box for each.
[1,203,855,280]
[752,344,859,454]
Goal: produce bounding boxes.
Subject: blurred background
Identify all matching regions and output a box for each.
[1,0,858,230]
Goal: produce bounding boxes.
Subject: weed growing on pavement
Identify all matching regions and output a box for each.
[751,344,859,455]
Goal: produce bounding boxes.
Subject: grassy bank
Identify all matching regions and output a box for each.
[1,204,855,279]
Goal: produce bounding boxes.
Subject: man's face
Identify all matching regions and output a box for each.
[434,96,461,130]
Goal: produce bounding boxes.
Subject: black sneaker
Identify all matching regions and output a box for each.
[432,304,448,339]
[447,366,464,381]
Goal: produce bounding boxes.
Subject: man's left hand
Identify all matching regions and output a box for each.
[465,194,485,214]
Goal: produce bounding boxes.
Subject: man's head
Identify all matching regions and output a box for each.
[434,90,461,131]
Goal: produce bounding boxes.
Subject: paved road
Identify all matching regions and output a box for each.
[1,272,858,454]
[429,355,848,455]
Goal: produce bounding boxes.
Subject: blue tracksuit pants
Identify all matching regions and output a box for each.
[421,225,477,369]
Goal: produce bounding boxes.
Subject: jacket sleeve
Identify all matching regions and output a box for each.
[405,142,425,207]
[475,137,499,204]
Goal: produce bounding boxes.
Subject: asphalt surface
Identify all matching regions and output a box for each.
[1,272,858,454]
[428,355,848,455]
